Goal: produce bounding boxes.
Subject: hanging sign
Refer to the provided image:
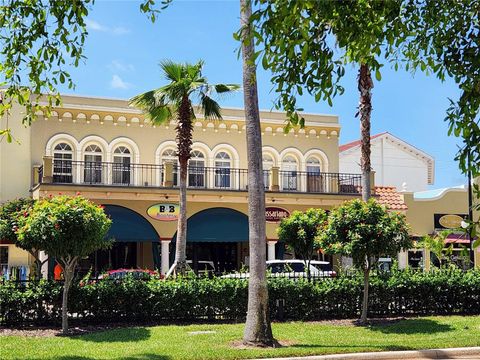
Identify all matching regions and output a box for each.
[147,203,179,221]
[265,207,290,223]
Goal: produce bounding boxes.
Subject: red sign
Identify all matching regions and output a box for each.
[265,207,290,223]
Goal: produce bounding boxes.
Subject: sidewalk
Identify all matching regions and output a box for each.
[251,347,480,360]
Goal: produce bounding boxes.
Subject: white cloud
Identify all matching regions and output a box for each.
[85,19,108,32]
[110,75,131,90]
[112,27,130,35]
[108,60,135,73]
[86,19,130,36]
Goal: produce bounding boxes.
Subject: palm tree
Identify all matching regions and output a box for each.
[130,60,238,276]
[357,63,374,324]
[240,0,274,346]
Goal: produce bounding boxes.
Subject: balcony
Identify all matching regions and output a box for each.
[34,158,362,195]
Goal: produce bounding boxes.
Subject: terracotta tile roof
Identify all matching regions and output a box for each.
[339,132,387,152]
[374,186,408,210]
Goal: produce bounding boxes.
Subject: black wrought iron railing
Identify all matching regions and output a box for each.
[40,160,361,195]
[51,160,163,187]
[279,170,361,194]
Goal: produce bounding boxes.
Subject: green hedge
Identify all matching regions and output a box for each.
[2,268,480,326]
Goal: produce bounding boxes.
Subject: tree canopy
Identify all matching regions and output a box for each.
[277,208,327,266]
[319,199,410,323]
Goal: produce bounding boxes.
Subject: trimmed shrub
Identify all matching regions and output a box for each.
[2,268,480,326]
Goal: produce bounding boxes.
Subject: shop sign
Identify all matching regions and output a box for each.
[147,203,179,221]
[265,207,290,223]
[434,214,466,229]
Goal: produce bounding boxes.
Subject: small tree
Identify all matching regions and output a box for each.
[0,198,47,279]
[319,199,411,324]
[16,195,111,334]
[418,231,452,268]
[277,208,327,278]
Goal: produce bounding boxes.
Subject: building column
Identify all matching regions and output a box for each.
[160,240,171,275]
[270,167,279,191]
[398,250,408,270]
[39,250,49,279]
[475,247,480,269]
[267,240,277,261]
[424,248,431,272]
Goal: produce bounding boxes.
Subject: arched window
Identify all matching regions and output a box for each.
[161,148,178,186]
[262,154,274,189]
[84,144,103,184]
[281,155,298,191]
[306,156,323,192]
[53,142,73,183]
[112,146,131,185]
[188,150,205,187]
[215,152,231,188]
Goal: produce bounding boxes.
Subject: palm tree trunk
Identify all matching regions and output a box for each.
[171,94,193,277]
[358,63,373,202]
[240,0,274,347]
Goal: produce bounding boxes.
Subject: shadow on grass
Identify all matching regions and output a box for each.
[70,327,152,343]
[52,354,170,360]
[369,318,454,335]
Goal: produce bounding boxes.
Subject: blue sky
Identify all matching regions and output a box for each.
[59,0,466,189]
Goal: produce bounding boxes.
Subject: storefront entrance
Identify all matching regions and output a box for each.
[78,205,160,276]
[173,207,249,274]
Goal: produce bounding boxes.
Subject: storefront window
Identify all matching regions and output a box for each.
[53,142,73,183]
[408,250,424,269]
[0,247,8,275]
[113,146,131,185]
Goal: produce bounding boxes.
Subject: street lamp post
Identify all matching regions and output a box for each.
[464,152,475,268]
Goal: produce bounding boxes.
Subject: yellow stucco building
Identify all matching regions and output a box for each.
[0,94,477,277]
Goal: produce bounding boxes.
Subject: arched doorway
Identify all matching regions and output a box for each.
[79,205,160,275]
[172,207,249,274]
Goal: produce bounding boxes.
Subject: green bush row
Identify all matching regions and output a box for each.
[2,268,480,326]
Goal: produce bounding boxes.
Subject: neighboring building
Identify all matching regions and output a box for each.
[399,184,480,270]
[339,132,435,192]
[1,94,374,277]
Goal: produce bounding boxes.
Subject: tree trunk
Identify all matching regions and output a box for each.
[360,260,370,324]
[358,63,374,202]
[241,0,274,347]
[61,259,77,335]
[168,95,193,277]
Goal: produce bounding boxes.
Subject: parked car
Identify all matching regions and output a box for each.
[221,259,336,279]
[186,260,216,277]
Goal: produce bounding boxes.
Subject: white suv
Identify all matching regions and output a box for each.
[221,259,336,279]
[267,260,336,278]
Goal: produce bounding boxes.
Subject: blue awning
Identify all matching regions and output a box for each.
[178,207,249,243]
[103,205,159,242]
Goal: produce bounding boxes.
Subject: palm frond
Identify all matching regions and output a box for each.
[160,60,183,82]
[129,90,173,125]
[214,84,241,93]
[200,93,222,120]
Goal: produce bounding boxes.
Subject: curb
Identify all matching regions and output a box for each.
[251,347,480,360]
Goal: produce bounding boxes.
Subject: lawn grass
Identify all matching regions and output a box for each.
[1,316,479,360]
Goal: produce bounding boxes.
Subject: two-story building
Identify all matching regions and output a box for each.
[1,94,376,277]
